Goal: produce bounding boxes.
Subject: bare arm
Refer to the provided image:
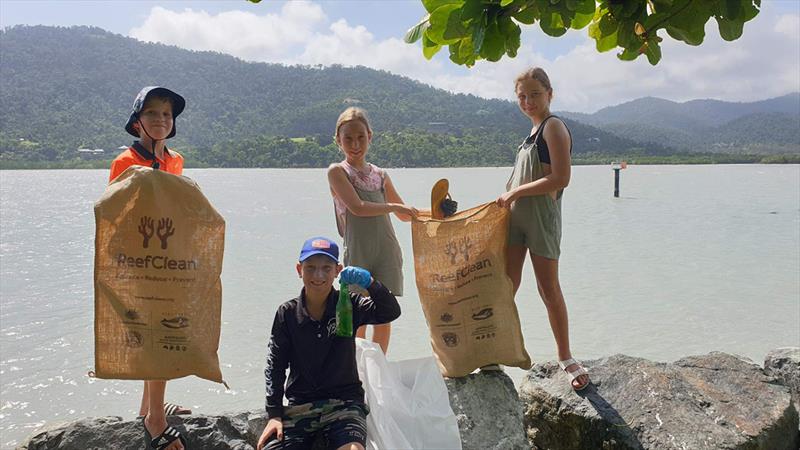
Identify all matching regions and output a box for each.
[497,119,571,207]
[328,164,417,219]
[383,173,418,222]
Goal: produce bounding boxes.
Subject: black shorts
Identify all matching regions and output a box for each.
[265,399,368,450]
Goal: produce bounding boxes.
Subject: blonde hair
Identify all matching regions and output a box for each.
[335,107,372,139]
[515,67,552,93]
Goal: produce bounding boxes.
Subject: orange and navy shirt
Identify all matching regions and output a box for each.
[109,141,184,183]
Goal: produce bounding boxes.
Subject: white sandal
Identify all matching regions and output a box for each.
[558,358,590,391]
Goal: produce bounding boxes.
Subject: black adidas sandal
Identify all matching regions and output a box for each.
[138,402,191,419]
[149,425,187,450]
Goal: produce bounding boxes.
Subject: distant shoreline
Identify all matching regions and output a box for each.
[2,155,799,170]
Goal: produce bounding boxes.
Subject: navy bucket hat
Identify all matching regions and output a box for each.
[124,86,186,139]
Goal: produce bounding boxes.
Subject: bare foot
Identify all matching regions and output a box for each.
[563,362,590,390]
[144,414,185,450]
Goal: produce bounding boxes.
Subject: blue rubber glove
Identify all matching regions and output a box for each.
[340,266,372,289]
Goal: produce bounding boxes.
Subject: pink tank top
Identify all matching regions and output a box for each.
[332,161,385,231]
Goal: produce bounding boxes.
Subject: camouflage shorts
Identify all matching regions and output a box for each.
[265,399,368,450]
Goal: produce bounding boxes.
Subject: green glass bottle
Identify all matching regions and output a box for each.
[336,283,352,337]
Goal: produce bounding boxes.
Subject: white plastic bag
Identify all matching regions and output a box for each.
[356,339,462,450]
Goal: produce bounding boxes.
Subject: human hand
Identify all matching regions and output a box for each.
[395,204,419,219]
[496,191,516,209]
[340,266,372,289]
[257,418,283,450]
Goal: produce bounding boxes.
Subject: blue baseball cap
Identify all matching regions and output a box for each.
[299,237,339,263]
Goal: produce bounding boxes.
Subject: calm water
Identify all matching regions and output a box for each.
[1,165,799,447]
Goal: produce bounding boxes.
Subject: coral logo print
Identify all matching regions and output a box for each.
[444,236,473,264]
[138,216,175,249]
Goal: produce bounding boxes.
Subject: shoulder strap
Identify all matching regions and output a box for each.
[537,115,572,154]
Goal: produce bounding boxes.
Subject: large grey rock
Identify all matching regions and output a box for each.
[18,412,255,450]
[765,347,800,417]
[18,411,332,450]
[520,352,799,450]
[445,370,527,450]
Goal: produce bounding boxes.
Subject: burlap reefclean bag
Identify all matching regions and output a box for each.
[94,166,225,383]
[412,202,531,377]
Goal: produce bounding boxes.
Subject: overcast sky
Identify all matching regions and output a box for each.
[2,0,798,113]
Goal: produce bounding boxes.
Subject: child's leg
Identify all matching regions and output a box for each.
[531,253,588,389]
[139,381,149,416]
[371,323,391,354]
[336,444,365,450]
[322,403,368,450]
[143,381,184,450]
[355,325,367,339]
[506,245,528,294]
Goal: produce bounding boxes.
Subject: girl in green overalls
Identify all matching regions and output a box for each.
[496,67,590,391]
[328,107,418,354]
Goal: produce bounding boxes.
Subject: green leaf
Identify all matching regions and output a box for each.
[449,40,473,65]
[460,0,485,22]
[499,17,522,57]
[471,18,487,54]
[422,33,443,59]
[666,0,711,45]
[598,12,617,35]
[479,19,505,61]
[742,1,760,21]
[458,36,475,59]
[622,0,643,19]
[716,16,744,41]
[665,24,705,46]
[428,4,464,44]
[513,6,539,24]
[404,17,430,43]
[644,39,662,64]
[722,0,742,20]
[443,8,469,40]
[571,11,593,29]
[501,0,514,6]
[617,47,639,61]
[540,11,567,36]
[422,0,463,14]
[575,0,595,15]
[617,21,640,48]
[589,20,619,52]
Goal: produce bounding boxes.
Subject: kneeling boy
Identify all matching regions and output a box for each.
[257,237,401,450]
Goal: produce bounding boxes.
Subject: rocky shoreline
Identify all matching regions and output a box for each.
[20,348,800,450]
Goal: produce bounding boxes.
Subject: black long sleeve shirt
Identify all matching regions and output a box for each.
[264,280,401,419]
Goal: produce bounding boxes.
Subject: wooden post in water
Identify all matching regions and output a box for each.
[612,162,621,197]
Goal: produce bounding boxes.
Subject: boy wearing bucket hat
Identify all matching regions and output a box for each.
[107,86,189,450]
[257,237,401,450]
[109,86,186,182]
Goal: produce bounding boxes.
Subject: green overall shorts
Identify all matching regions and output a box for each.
[337,181,404,296]
[506,116,565,260]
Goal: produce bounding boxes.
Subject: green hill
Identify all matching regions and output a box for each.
[560,95,800,155]
[1,25,793,168]
[0,25,673,168]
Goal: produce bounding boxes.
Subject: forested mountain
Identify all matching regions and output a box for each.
[0,26,795,168]
[559,94,800,154]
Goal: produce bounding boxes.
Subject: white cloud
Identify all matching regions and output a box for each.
[296,19,444,80]
[129,4,799,113]
[129,2,326,61]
